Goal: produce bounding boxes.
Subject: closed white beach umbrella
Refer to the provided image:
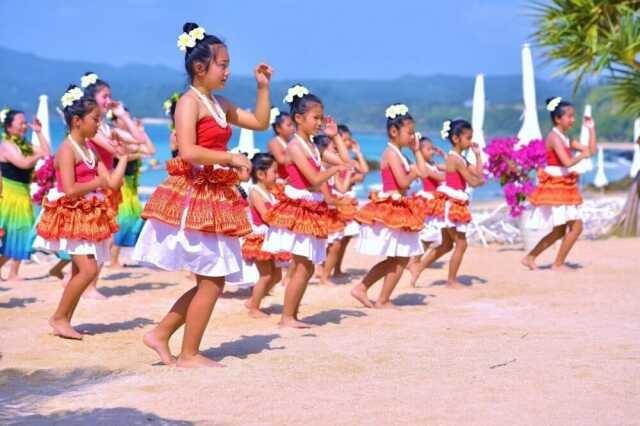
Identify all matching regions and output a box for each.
[569,104,594,174]
[517,43,542,147]
[31,95,51,149]
[630,117,640,178]
[593,146,608,188]
[231,126,260,159]
[468,73,487,164]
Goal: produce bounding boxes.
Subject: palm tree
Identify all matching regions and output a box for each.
[531,0,640,115]
[531,0,640,236]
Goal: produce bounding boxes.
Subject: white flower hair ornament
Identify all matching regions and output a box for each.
[547,97,562,112]
[0,108,9,123]
[385,104,409,120]
[80,73,99,88]
[61,87,84,108]
[177,26,206,52]
[269,107,281,125]
[440,120,452,139]
[106,110,115,121]
[283,85,309,104]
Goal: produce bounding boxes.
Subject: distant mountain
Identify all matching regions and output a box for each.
[0,46,633,139]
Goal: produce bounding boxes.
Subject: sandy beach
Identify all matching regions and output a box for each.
[1,236,639,425]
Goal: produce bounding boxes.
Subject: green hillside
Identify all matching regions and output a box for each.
[0,46,634,140]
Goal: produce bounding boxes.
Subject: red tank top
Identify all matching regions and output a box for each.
[56,161,97,191]
[445,171,466,191]
[422,175,439,192]
[277,164,288,180]
[286,159,319,190]
[547,146,572,167]
[381,167,402,192]
[195,116,232,150]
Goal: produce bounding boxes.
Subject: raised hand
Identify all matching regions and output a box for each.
[583,116,595,130]
[28,117,42,133]
[230,153,251,170]
[254,63,273,88]
[323,116,338,137]
[433,146,446,157]
[110,101,127,118]
[471,142,482,156]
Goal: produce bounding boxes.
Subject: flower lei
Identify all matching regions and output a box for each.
[163,92,181,116]
[2,132,34,156]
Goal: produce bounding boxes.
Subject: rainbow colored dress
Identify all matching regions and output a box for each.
[113,159,144,247]
[0,160,34,260]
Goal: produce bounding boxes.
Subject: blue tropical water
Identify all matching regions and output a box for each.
[43,119,631,202]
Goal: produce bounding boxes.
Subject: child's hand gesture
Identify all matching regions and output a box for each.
[583,116,595,130]
[471,143,482,156]
[28,117,42,133]
[323,116,338,138]
[254,63,273,88]
[110,101,127,118]
[433,146,445,157]
[230,153,251,170]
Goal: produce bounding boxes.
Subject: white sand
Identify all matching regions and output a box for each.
[1,237,639,425]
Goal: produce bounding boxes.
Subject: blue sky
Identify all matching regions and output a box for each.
[0,0,552,79]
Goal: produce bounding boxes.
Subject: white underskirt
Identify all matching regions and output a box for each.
[357,223,423,258]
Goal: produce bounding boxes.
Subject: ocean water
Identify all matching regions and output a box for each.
[43,119,630,202]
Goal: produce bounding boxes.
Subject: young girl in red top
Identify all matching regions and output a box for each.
[415,119,484,288]
[242,153,290,318]
[262,84,347,328]
[352,104,427,308]
[407,135,446,287]
[267,107,295,183]
[35,85,127,339]
[133,22,272,367]
[522,97,596,271]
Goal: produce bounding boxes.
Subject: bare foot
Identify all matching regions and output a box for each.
[176,353,224,368]
[351,283,374,308]
[5,276,24,284]
[49,318,83,340]
[318,276,338,288]
[374,301,399,310]
[521,255,538,270]
[331,271,350,279]
[49,269,66,280]
[143,330,175,365]
[278,318,314,329]
[244,300,269,318]
[83,287,107,300]
[551,264,574,272]
[446,280,466,289]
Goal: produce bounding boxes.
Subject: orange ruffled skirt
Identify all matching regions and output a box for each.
[242,233,291,263]
[264,192,330,239]
[37,192,118,242]
[528,170,582,206]
[355,192,423,232]
[409,192,437,221]
[430,191,471,224]
[142,158,250,237]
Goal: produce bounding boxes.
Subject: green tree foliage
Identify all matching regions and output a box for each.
[532,0,640,115]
